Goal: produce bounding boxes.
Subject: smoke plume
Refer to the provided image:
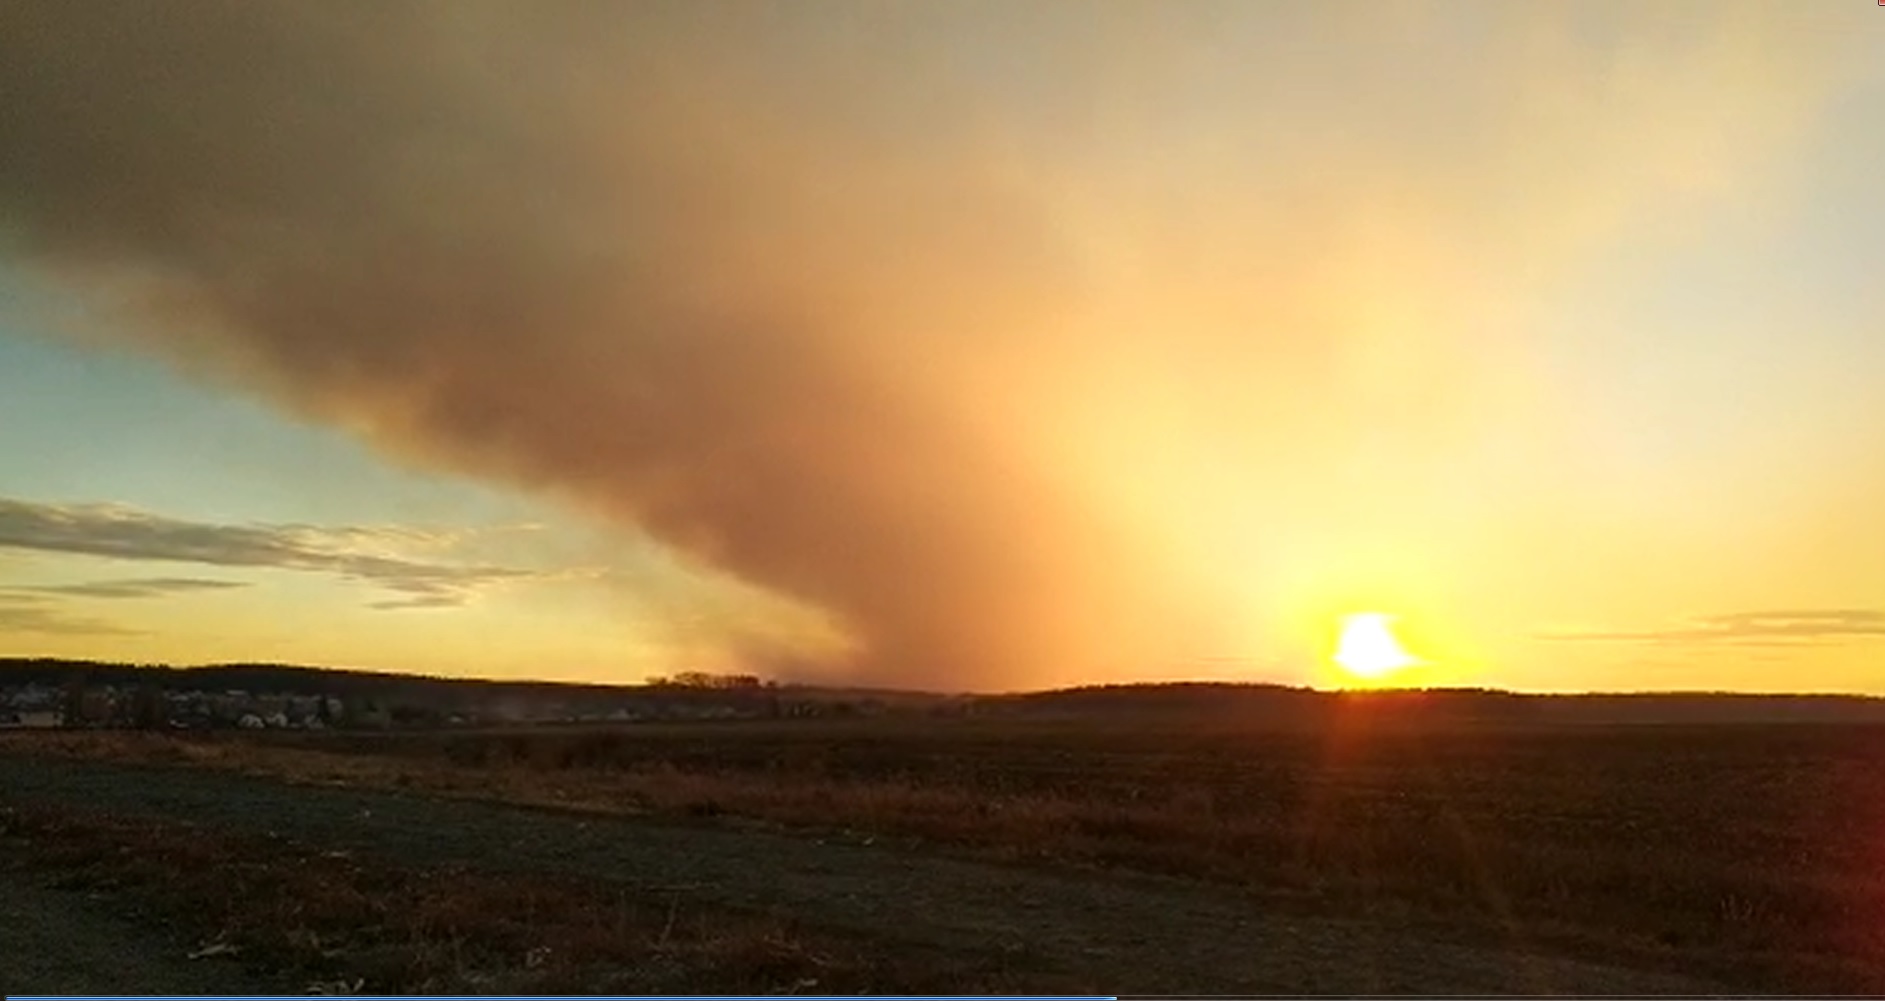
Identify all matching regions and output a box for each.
[0,2,1852,686]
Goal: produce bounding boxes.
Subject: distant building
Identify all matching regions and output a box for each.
[0,709,64,729]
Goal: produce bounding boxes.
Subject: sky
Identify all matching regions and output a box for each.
[0,1,1882,694]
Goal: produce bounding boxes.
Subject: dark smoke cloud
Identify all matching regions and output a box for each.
[0,1,1204,686]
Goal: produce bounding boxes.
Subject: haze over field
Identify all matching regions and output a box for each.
[1,2,1882,693]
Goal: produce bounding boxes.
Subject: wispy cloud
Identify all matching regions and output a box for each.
[1540,609,1885,646]
[0,576,247,600]
[0,497,557,610]
[0,592,144,636]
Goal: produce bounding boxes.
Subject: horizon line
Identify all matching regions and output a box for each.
[3,654,1882,702]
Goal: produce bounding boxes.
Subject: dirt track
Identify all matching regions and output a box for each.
[0,754,1732,995]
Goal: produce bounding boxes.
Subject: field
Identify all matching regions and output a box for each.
[6,710,1885,993]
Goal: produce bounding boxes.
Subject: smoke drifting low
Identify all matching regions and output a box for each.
[0,2,1852,687]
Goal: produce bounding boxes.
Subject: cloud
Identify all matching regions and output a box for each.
[0,497,552,610]
[0,592,144,637]
[0,576,247,600]
[0,2,1864,686]
[1540,609,1885,646]
[368,594,475,612]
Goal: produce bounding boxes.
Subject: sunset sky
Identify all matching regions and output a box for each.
[2,2,1882,693]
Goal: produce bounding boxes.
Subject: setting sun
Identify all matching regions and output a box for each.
[1333,612,1420,682]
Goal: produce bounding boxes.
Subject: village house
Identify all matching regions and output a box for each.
[0,709,64,729]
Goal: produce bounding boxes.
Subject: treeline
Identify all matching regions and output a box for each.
[643,671,769,689]
[0,657,644,702]
[10,659,1878,728]
[0,658,844,721]
[989,681,1885,726]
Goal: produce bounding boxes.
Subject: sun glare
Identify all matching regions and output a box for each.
[1333,612,1419,682]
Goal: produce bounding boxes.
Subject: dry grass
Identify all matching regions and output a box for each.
[0,798,1061,995]
[9,717,1885,992]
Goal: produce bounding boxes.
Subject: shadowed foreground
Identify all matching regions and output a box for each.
[0,871,278,994]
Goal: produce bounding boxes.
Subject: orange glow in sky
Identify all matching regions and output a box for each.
[1,3,1883,694]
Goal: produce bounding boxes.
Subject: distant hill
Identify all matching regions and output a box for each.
[5,658,1881,727]
[0,657,960,722]
[986,681,1885,726]
[0,657,635,702]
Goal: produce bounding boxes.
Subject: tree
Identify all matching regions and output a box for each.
[669,671,763,689]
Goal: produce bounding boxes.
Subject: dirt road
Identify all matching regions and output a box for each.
[0,754,1729,995]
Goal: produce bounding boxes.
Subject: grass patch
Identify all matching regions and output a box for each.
[0,800,1071,994]
[8,717,1885,992]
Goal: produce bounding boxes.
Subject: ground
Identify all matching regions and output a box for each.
[0,751,1729,995]
[0,869,283,994]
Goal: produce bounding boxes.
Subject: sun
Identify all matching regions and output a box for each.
[1332,612,1420,682]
